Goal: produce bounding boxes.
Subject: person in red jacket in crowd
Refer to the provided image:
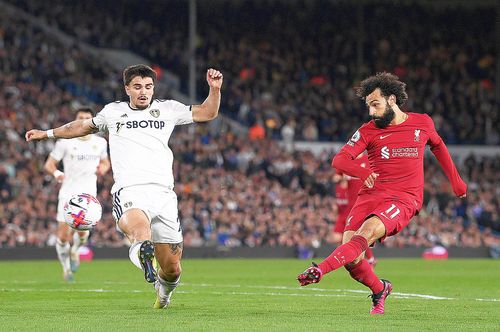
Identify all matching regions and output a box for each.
[298,72,467,314]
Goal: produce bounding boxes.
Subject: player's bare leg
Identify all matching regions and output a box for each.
[153,242,183,309]
[70,230,89,273]
[55,222,73,282]
[118,209,156,283]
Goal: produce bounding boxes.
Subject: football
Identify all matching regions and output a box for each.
[63,193,102,231]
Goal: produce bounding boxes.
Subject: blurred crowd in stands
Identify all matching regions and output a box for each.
[9,0,498,144]
[0,1,498,256]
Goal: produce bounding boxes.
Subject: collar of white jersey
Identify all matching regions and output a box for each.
[127,100,155,111]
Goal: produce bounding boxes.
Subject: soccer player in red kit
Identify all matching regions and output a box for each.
[332,154,376,265]
[297,72,467,314]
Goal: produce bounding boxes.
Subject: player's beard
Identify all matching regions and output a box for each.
[135,100,150,110]
[372,103,395,129]
[133,96,151,110]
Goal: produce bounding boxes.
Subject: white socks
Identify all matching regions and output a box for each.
[128,241,143,270]
[56,239,71,273]
[71,231,89,256]
[158,274,181,294]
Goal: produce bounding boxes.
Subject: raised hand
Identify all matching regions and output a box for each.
[206,68,223,89]
[364,172,379,188]
[25,129,47,142]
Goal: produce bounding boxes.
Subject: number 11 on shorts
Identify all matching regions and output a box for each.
[385,204,401,219]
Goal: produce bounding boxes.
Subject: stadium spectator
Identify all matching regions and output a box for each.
[8,0,497,143]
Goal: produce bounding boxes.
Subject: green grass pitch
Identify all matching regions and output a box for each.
[0,258,499,331]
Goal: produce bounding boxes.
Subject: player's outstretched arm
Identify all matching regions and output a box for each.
[192,68,223,122]
[430,139,467,197]
[426,115,467,198]
[25,119,97,142]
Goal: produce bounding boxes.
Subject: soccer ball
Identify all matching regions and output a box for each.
[63,193,102,231]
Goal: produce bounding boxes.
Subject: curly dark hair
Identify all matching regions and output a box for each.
[355,72,408,107]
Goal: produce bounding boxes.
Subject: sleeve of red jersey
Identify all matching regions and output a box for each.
[332,129,373,181]
[425,115,467,197]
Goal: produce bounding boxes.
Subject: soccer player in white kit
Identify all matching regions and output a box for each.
[44,107,110,282]
[26,64,223,308]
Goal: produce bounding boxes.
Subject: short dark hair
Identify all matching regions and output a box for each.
[355,72,408,107]
[75,106,94,117]
[123,64,157,86]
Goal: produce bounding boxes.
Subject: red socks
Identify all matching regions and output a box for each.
[318,235,368,274]
[317,235,382,294]
[345,259,384,294]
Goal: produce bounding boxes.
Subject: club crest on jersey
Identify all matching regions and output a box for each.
[414,129,421,142]
[149,109,160,118]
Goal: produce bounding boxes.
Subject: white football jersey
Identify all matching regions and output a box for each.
[92,99,193,193]
[50,135,108,199]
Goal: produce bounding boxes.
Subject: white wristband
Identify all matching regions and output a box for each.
[46,129,55,139]
[53,170,64,178]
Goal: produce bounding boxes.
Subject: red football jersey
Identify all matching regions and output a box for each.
[336,113,454,210]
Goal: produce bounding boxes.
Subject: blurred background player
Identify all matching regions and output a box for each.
[332,153,376,266]
[44,107,110,282]
[26,64,223,309]
[298,72,467,314]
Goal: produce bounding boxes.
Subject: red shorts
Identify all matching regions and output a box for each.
[344,193,418,242]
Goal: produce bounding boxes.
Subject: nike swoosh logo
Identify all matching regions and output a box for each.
[380,134,392,139]
[69,200,85,210]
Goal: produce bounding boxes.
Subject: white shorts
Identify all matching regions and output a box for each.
[112,184,182,244]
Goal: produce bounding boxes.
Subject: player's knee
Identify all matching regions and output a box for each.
[123,225,150,242]
[57,235,67,243]
[57,231,70,243]
[160,263,181,279]
[352,228,373,244]
[119,210,151,241]
[332,232,342,244]
[171,265,182,278]
[355,218,385,244]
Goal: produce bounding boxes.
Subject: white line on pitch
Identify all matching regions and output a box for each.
[1,287,499,302]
